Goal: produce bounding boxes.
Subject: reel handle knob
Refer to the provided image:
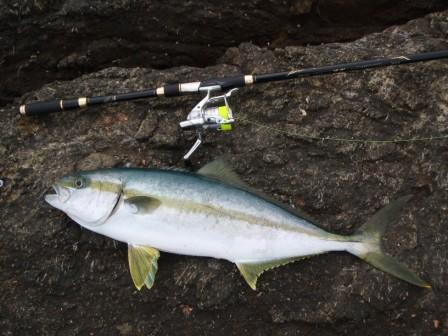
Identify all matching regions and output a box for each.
[183,137,203,160]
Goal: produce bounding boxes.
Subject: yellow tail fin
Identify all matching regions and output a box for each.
[349,195,430,288]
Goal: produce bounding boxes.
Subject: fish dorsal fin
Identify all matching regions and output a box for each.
[128,244,160,290]
[125,196,161,214]
[237,256,312,290]
[197,158,248,188]
[198,158,320,226]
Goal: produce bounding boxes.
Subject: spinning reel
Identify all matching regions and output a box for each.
[179,88,238,160]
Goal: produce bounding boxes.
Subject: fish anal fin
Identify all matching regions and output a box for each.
[126,196,161,214]
[128,244,160,290]
[237,256,310,290]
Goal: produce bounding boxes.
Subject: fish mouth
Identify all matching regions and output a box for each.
[45,184,70,205]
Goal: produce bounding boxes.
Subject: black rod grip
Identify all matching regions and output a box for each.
[19,89,159,116]
[19,98,84,115]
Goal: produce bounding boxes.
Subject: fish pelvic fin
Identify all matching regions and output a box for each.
[128,244,160,290]
[237,256,313,290]
[348,195,431,288]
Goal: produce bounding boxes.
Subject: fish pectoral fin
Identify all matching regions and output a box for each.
[237,256,307,290]
[128,244,160,290]
[125,196,161,214]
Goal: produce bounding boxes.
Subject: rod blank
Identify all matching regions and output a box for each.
[19,50,448,116]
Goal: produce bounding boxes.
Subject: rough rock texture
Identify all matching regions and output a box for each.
[1,10,448,336]
[1,0,448,106]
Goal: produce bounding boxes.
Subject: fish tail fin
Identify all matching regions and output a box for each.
[347,195,431,288]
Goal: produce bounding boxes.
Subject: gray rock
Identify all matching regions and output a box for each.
[75,153,120,170]
[1,10,448,336]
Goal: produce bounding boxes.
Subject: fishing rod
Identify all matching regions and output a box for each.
[19,50,448,159]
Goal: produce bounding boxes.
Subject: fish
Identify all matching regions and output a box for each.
[44,159,430,290]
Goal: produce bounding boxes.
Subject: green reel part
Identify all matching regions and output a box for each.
[218,106,232,131]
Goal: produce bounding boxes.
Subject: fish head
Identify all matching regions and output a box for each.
[45,171,122,227]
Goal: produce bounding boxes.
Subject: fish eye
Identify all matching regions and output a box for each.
[74,177,85,189]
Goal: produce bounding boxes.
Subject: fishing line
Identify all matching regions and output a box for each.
[239,116,448,144]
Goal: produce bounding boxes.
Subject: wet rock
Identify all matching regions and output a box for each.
[75,152,120,170]
[262,152,285,165]
[116,322,133,336]
[195,260,237,310]
[0,144,7,155]
[1,10,448,336]
[134,110,158,141]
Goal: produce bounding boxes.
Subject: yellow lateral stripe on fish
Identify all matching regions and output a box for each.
[45,159,431,290]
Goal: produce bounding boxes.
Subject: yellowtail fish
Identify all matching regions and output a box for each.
[45,159,430,290]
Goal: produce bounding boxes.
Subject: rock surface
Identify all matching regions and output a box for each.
[1,0,448,106]
[1,9,448,336]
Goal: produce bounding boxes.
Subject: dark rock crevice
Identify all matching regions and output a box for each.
[1,0,448,107]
